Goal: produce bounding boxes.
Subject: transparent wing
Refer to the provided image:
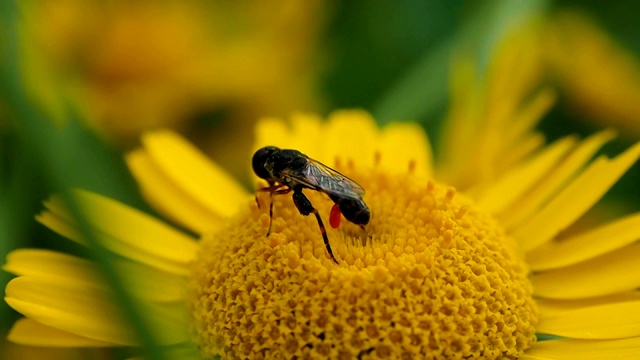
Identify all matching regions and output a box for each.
[281,158,365,198]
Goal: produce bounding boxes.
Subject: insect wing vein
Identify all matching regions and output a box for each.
[288,159,365,198]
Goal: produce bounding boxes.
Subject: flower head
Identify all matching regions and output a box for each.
[191,116,537,357]
[6,105,640,358]
[18,0,325,147]
[5,30,640,360]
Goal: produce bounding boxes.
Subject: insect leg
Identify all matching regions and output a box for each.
[255,181,279,209]
[257,184,282,192]
[264,187,292,236]
[292,190,339,264]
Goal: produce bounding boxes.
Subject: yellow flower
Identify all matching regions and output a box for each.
[190,112,537,358]
[18,0,326,157]
[456,11,640,141]
[6,105,640,358]
[4,190,198,350]
[542,10,640,137]
[6,30,640,359]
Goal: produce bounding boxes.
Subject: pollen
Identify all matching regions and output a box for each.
[189,168,537,359]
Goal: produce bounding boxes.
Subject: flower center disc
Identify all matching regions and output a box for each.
[190,169,537,359]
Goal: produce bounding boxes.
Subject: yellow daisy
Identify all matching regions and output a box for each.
[6,106,640,358]
[18,0,326,154]
[6,35,640,360]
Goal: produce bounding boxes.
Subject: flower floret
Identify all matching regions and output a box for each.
[190,169,536,359]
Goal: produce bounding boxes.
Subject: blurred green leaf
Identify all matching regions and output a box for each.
[0,1,165,358]
[373,0,549,125]
[0,131,49,334]
[324,0,462,115]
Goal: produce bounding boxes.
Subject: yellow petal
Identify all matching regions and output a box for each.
[143,302,191,345]
[497,89,556,175]
[515,142,640,252]
[544,11,640,138]
[254,117,293,154]
[3,249,95,283]
[436,58,479,185]
[141,130,249,218]
[5,249,186,303]
[3,249,184,303]
[528,212,640,271]
[253,112,432,180]
[6,277,189,346]
[379,122,433,178]
[288,113,325,158]
[536,301,640,339]
[524,337,640,359]
[5,276,135,345]
[533,245,640,299]
[324,110,378,168]
[537,292,640,317]
[36,210,190,276]
[501,130,616,230]
[519,355,555,360]
[254,114,325,158]
[498,132,545,178]
[127,149,224,234]
[115,259,187,303]
[42,189,197,265]
[486,26,542,120]
[503,88,556,150]
[253,114,326,171]
[477,135,577,214]
[8,318,115,347]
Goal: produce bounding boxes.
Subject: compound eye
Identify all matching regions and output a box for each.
[252,146,278,179]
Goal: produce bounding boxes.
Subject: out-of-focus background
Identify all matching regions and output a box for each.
[1,0,639,357]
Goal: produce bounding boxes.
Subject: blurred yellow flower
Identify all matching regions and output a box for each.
[19,0,326,176]
[542,10,640,137]
[438,22,550,191]
[6,24,640,359]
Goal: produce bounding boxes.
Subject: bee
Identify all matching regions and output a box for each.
[252,146,370,263]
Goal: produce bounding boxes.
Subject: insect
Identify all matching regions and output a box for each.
[252,146,370,263]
